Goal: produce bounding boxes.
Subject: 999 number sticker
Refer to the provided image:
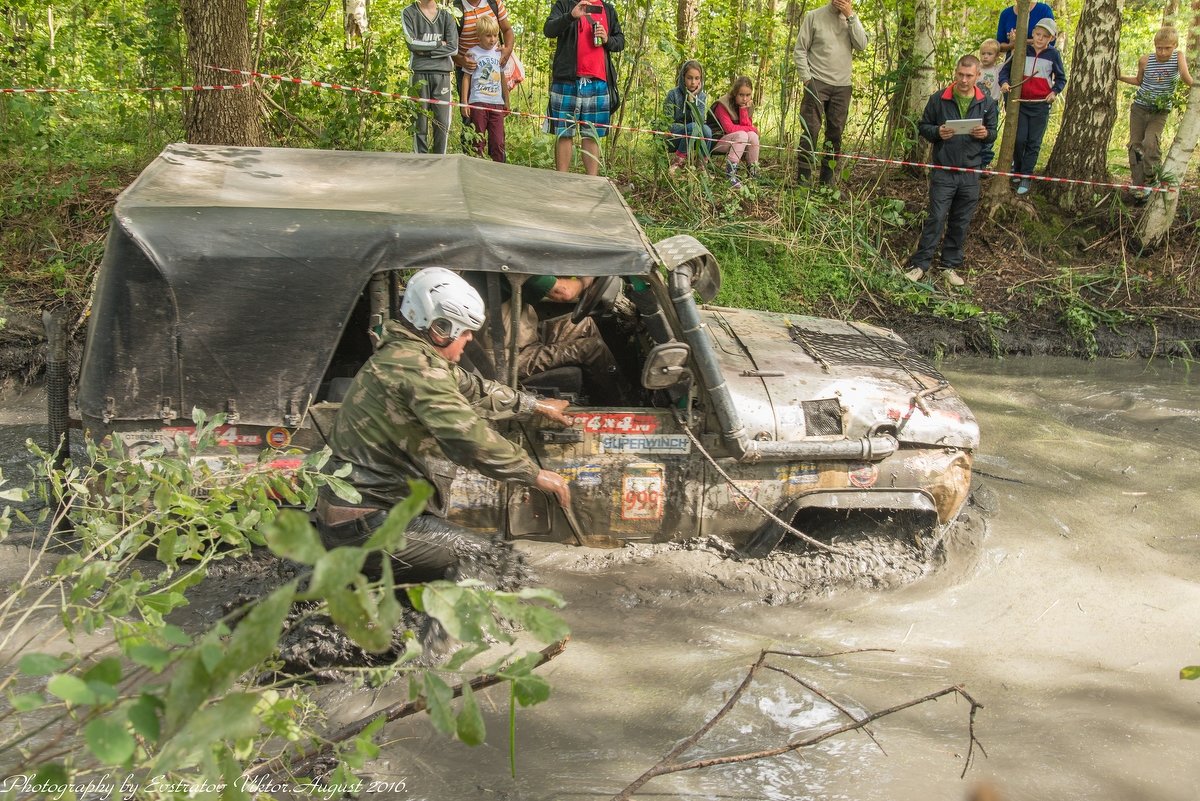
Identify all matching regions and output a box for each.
[621,464,664,520]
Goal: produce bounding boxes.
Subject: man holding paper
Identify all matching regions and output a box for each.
[905,54,998,287]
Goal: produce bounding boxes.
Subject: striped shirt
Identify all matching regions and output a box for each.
[1134,50,1180,108]
[457,0,510,57]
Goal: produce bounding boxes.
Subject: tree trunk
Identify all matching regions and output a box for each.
[1164,0,1180,26]
[1136,4,1200,249]
[180,0,262,146]
[675,0,698,45]
[984,2,1031,206]
[902,0,938,162]
[883,2,915,155]
[1044,0,1122,210]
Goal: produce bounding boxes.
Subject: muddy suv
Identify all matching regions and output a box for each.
[75,144,978,554]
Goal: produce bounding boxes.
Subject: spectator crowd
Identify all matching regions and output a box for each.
[400,0,1191,285]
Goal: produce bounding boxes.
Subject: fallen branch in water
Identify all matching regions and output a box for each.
[610,647,985,801]
[244,636,570,781]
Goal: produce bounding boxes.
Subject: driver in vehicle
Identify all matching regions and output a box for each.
[477,274,631,405]
[318,267,574,582]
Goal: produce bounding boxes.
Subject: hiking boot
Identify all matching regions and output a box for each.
[904,266,926,282]
[1016,178,1031,195]
[943,269,966,287]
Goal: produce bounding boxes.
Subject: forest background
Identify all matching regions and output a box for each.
[2,0,1200,370]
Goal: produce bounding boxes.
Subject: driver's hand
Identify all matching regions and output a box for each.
[535,469,572,507]
[534,397,573,427]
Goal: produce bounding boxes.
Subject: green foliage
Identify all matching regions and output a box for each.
[1182,665,1200,680]
[0,411,568,798]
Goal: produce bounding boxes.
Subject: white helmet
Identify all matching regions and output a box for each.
[400,268,486,344]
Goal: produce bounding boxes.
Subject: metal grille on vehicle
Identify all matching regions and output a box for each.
[802,398,843,436]
[788,324,947,383]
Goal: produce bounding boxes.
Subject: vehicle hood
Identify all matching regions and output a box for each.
[699,306,979,450]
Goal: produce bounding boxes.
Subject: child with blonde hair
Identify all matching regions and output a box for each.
[978,38,1003,105]
[460,14,510,162]
[1119,26,1194,200]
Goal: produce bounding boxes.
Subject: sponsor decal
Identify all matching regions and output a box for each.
[787,462,820,485]
[848,462,879,489]
[730,480,760,512]
[621,463,664,520]
[561,464,604,487]
[574,413,659,435]
[266,427,292,448]
[599,434,690,455]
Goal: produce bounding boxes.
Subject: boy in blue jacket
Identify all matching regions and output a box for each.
[999,17,1067,195]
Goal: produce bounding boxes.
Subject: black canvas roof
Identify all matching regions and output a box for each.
[78,144,658,427]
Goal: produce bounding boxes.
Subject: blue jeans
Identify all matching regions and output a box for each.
[1012,102,1051,175]
[669,122,712,156]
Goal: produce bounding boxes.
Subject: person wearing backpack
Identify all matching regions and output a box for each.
[453,0,514,77]
[543,0,625,175]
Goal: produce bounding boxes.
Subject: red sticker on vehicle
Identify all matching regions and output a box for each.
[266,427,292,448]
[621,463,664,520]
[575,413,659,435]
[848,462,879,488]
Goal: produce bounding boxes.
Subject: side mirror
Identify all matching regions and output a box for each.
[641,342,692,390]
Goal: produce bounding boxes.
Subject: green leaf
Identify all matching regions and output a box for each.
[511,674,550,707]
[47,673,97,705]
[156,528,178,563]
[86,714,136,765]
[153,692,261,774]
[456,683,486,746]
[520,606,570,644]
[11,692,46,711]
[19,652,67,676]
[363,483,431,552]
[516,587,567,607]
[265,510,327,565]
[443,642,489,672]
[162,624,192,646]
[1181,666,1200,680]
[326,586,393,654]
[212,581,296,686]
[82,656,122,686]
[32,764,68,791]
[423,673,454,736]
[421,582,484,642]
[127,643,172,672]
[128,693,163,742]
[308,547,368,597]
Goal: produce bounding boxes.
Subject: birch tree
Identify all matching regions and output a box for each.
[903,0,938,161]
[181,0,262,146]
[984,2,1031,206]
[1044,0,1122,211]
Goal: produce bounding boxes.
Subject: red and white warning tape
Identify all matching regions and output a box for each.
[1,81,252,95]
[6,66,1180,196]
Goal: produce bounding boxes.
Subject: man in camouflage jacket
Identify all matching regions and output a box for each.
[320,268,572,581]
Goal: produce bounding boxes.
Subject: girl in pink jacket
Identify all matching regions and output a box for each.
[711,76,761,188]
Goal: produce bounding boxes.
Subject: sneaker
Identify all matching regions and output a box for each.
[904,266,926,282]
[1016,179,1030,195]
[726,161,742,188]
[943,269,966,287]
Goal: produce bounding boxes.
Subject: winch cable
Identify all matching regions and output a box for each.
[674,413,854,556]
[846,321,949,414]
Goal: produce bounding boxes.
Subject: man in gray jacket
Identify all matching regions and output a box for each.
[402,0,459,154]
[793,0,868,185]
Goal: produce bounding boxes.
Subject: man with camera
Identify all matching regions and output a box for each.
[543,0,625,175]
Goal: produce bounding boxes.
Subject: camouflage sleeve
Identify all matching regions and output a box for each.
[411,363,541,485]
[452,364,538,419]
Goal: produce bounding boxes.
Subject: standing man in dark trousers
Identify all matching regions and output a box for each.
[905,55,998,288]
[793,0,868,186]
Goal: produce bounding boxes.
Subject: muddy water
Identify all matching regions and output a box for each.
[347,356,1200,801]
[3,358,1199,801]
